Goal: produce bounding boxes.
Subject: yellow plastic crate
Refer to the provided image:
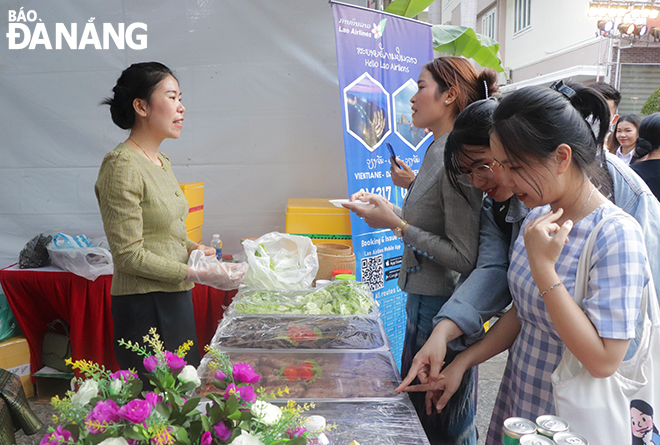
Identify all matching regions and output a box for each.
[285,198,352,247]
[0,336,34,397]
[187,226,202,244]
[179,182,204,232]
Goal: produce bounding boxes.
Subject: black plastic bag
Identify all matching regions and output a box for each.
[18,234,52,269]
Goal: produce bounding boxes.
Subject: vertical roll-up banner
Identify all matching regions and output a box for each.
[331,2,433,369]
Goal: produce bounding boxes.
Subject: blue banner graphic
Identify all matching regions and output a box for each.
[331,2,433,369]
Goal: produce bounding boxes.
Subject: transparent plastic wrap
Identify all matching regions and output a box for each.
[197,349,401,401]
[225,280,379,317]
[210,315,387,350]
[294,399,430,445]
[187,249,247,290]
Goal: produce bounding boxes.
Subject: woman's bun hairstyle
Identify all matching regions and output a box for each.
[477,68,500,100]
[102,62,176,130]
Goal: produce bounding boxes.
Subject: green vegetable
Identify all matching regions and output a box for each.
[233,281,375,315]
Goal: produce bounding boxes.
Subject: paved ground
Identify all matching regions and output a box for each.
[475,350,507,444]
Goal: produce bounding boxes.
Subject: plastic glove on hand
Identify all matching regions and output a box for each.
[187,249,248,290]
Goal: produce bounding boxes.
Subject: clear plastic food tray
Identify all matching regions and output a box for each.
[210,315,388,350]
[197,349,401,401]
[224,281,380,318]
[292,398,430,445]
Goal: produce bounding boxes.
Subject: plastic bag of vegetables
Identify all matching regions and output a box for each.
[242,232,318,290]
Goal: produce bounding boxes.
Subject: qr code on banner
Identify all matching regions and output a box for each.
[361,254,384,291]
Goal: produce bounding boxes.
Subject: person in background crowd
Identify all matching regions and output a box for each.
[589,82,621,152]
[400,84,653,444]
[630,113,660,200]
[611,114,642,163]
[344,57,498,445]
[96,62,214,376]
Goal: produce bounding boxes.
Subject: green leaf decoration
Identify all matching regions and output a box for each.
[384,0,435,18]
[206,393,226,407]
[173,425,191,444]
[88,432,114,445]
[208,402,225,424]
[228,409,243,420]
[155,402,171,419]
[432,25,504,72]
[178,381,197,393]
[126,379,143,397]
[123,426,147,440]
[181,397,201,416]
[226,394,239,414]
[214,379,229,390]
[63,424,80,438]
[187,420,203,442]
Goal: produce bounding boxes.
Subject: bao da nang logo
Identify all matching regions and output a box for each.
[6,8,147,50]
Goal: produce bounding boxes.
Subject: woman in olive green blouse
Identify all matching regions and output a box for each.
[95,62,214,373]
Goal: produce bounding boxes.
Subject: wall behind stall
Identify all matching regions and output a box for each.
[0,0,353,270]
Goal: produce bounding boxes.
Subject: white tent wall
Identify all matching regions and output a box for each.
[0,0,355,270]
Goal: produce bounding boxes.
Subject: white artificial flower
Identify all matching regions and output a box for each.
[177,365,201,388]
[250,400,282,425]
[98,438,130,445]
[109,378,123,395]
[231,431,265,445]
[70,379,99,406]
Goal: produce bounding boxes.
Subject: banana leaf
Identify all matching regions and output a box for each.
[432,25,504,72]
[384,0,436,19]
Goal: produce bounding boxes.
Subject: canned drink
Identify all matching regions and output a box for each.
[519,434,555,445]
[553,431,590,445]
[536,415,570,438]
[502,417,538,445]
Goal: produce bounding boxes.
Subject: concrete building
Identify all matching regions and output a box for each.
[437,0,660,114]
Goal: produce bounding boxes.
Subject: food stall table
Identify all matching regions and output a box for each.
[197,282,430,444]
[0,264,235,374]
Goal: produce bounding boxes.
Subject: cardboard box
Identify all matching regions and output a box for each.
[285,198,352,247]
[179,181,204,232]
[0,336,34,397]
[33,367,73,403]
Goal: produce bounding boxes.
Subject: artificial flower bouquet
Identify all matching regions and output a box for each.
[40,328,313,445]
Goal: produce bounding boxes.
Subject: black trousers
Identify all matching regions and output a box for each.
[111,289,201,381]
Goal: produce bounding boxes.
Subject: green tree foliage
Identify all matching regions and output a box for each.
[641,86,660,115]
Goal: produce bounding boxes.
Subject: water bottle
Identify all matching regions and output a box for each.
[211,234,223,261]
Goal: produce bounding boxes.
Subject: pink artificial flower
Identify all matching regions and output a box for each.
[232,363,260,384]
[214,369,226,381]
[224,383,257,403]
[144,392,162,408]
[238,385,256,403]
[214,422,232,441]
[85,399,120,433]
[118,399,152,424]
[39,426,75,445]
[287,426,307,439]
[165,351,186,371]
[200,431,213,445]
[109,370,138,381]
[143,355,158,373]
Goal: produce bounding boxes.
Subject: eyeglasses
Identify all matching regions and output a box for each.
[461,161,497,182]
